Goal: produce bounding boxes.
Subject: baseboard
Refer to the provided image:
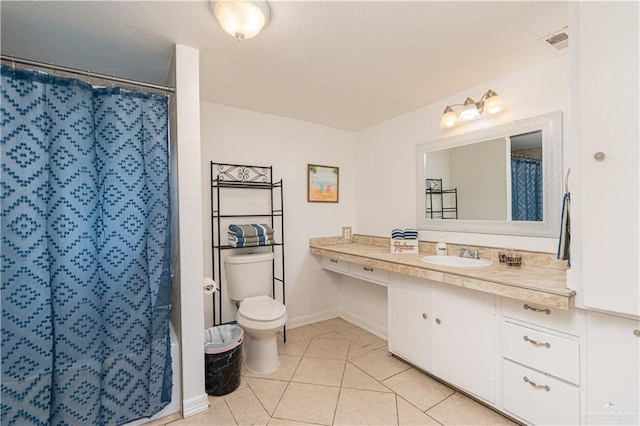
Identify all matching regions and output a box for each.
[338,310,388,340]
[285,309,388,341]
[286,309,340,329]
[182,393,209,418]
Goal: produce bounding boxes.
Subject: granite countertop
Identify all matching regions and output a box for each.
[310,237,575,310]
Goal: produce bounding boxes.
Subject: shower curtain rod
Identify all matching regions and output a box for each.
[1,54,175,93]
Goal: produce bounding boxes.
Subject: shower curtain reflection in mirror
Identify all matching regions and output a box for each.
[1,65,172,425]
[511,156,542,221]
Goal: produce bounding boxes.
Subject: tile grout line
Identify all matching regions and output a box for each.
[330,341,351,426]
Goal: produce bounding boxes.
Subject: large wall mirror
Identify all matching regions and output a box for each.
[416,111,562,237]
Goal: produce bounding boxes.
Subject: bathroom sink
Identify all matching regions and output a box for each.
[420,255,493,267]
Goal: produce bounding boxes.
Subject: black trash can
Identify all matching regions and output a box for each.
[204,324,244,396]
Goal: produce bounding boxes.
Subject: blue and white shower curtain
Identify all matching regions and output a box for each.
[1,65,172,425]
[511,156,542,221]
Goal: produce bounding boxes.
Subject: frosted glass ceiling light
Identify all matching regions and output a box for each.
[459,97,481,121]
[439,89,504,128]
[212,0,270,41]
[440,106,458,128]
[482,89,504,114]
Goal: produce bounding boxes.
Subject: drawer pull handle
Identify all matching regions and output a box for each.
[363,267,374,272]
[422,313,427,320]
[330,259,338,263]
[523,335,551,348]
[634,329,640,337]
[436,318,441,325]
[523,376,550,391]
[524,304,551,315]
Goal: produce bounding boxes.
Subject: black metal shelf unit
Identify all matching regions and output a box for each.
[210,162,286,340]
[425,178,458,219]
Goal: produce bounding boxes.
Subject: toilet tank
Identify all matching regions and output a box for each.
[224,252,274,301]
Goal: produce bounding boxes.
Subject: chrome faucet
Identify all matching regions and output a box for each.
[460,246,479,259]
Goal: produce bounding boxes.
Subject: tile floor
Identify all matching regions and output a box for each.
[168,318,519,426]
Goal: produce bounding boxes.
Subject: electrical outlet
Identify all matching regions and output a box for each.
[342,226,352,240]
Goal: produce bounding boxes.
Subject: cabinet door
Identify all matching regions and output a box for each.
[577,2,639,316]
[432,283,497,403]
[585,311,640,425]
[387,273,432,369]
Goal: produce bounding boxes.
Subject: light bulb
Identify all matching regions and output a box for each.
[459,97,481,121]
[440,107,457,128]
[483,92,504,114]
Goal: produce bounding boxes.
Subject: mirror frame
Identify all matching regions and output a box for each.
[416,111,563,237]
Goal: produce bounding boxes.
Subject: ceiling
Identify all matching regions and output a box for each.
[1,1,568,131]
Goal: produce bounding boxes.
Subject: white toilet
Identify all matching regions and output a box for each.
[224,252,287,374]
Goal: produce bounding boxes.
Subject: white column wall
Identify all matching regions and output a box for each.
[174,44,208,417]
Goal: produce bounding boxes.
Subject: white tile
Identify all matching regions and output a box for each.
[245,377,289,415]
[396,396,441,426]
[273,382,340,425]
[304,337,350,360]
[341,362,392,393]
[291,357,345,387]
[383,368,454,411]
[349,347,411,381]
[337,326,385,347]
[427,392,518,425]
[333,388,398,426]
[224,386,270,425]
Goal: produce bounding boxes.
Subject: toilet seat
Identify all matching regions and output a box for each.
[238,295,286,322]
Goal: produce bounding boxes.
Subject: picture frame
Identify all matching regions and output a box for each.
[307,164,339,203]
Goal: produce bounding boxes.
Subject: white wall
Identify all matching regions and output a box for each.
[449,138,507,220]
[174,44,208,418]
[356,55,569,253]
[200,102,357,328]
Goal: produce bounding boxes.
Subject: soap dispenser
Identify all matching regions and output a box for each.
[436,239,447,256]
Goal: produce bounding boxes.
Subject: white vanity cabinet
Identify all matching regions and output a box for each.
[501,297,580,425]
[387,273,432,369]
[584,311,640,426]
[431,283,497,403]
[573,1,639,316]
[321,256,388,286]
[388,273,497,403]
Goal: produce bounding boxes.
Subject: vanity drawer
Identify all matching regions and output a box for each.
[321,256,349,273]
[502,297,579,336]
[502,321,580,384]
[503,359,579,426]
[349,263,389,285]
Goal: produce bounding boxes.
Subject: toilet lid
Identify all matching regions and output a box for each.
[238,295,286,322]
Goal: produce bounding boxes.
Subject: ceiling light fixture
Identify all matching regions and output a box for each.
[440,89,504,128]
[211,0,270,41]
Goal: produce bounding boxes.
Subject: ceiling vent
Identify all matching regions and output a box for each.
[543,27,569,51]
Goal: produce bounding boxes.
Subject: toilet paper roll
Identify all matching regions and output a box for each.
[203,277,218,294]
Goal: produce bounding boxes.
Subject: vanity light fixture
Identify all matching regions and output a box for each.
[211,0,270,41]
[440,89,504,128]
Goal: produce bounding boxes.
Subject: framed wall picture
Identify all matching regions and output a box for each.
[307,164,339,202]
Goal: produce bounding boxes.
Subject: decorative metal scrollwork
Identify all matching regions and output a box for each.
[214,163,270,183]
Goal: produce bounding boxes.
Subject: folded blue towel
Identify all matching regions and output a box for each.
[228,233,273,244]
[391,229,404,239]
[229,239,274,248]
[403,229,418,239]
[228,223,274,238]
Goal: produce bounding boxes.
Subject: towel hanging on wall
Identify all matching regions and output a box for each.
[557,169,571,266]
